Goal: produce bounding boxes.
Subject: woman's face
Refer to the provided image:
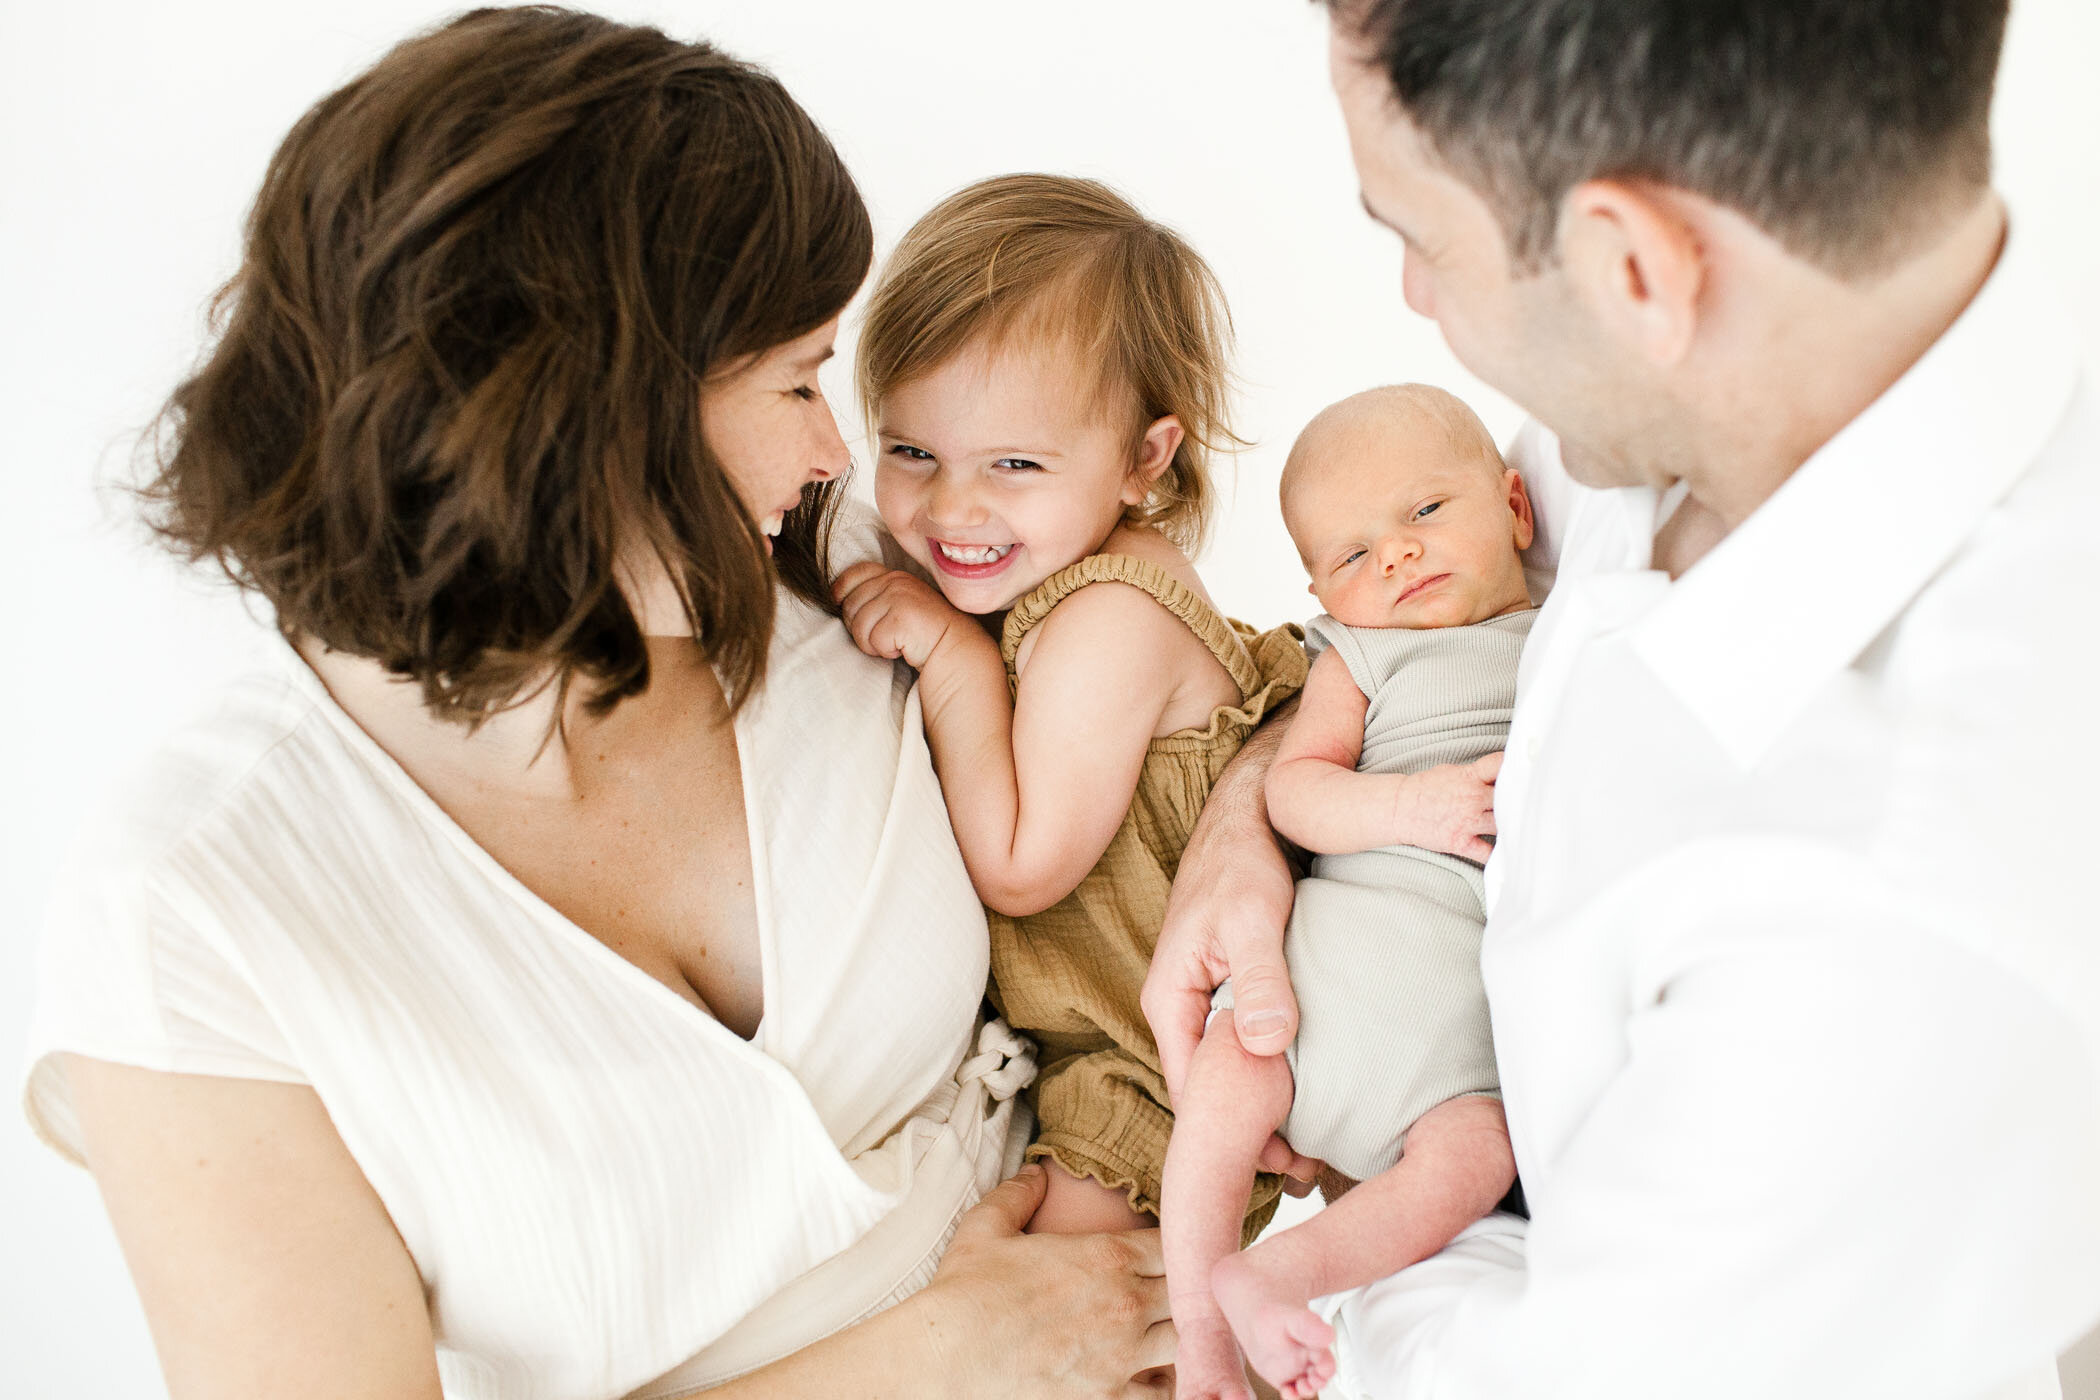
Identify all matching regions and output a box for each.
[700,316,850,550]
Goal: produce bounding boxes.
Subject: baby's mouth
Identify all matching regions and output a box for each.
[1396,573,1451,603]
[932,540,1017,566]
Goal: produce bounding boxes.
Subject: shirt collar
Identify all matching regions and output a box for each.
[1627,218,2084,769]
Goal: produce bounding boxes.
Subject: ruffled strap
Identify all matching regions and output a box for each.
[999,554,1265,700]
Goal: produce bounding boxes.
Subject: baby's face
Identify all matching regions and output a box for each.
[1288,436,1534,630]
[873,337,1148,615]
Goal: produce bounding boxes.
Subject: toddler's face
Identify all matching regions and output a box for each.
[874,338,1152,615]
[1288,434,1533,630]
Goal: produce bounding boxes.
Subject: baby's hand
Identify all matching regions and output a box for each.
[833,562,968,671]
[1396,752,1503,864]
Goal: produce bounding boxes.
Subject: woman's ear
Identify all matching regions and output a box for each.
[1122,414,1185,505]
[1560,179,1705,368]
[1503,467,1537,551]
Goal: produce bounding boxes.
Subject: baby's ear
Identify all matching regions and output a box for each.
[1123,414,1185,504]
[1504,467,1537,550]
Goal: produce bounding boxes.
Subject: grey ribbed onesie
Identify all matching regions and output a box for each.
[1215,607,1536,1180]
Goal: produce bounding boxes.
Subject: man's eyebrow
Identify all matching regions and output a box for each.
[1359,191,1417,247]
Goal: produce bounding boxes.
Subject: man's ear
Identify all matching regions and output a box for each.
[1560,179,1705,367]
[1123,415,1184,505]
[1503,467,1537,550]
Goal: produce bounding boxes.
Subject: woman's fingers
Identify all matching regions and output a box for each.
[951,1162,1048,1245]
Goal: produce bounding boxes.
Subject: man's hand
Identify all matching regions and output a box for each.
[833,562,968,671]
[1393,753,1503,864]
[1141,706,1320,1187]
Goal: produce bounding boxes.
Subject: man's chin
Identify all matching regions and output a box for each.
[1557,441,1635,491]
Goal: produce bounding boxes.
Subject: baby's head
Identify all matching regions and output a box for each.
[1281,386,1535,630]
[858,174,1235,613]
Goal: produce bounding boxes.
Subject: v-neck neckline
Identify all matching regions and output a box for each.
[277,636,782,1058]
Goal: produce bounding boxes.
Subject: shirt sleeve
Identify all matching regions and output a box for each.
[23,843,305,1168]
[1336,851,2100,1399]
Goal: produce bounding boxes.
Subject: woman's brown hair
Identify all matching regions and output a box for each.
[144,5,871,719]
[856,174,1240,553]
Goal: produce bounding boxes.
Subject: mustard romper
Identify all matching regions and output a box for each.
[987,554,1307,1233]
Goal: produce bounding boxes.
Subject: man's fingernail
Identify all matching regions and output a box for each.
[1242,1010,1288,1039]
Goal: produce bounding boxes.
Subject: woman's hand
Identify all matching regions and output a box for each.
[833,562,969,671]
[917,1164,1177,1398]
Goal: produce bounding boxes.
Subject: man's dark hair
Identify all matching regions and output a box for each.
[1327,0,2008,275]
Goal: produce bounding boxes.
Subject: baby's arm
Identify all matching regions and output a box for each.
[834,563,1186,916]
[1266,648,1502,863]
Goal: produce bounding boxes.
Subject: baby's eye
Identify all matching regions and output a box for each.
[993,457,1043,473]
[886,444,934,462]
[1414,500,1443,521]
[1338,548,1366,568]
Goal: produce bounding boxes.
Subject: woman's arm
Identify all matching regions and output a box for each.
[72,1059,1172,1400]
[1267,648,1501,863]
[69,1057,443,1400]
[836,564,1188,917]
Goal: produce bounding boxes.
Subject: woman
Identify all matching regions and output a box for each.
[22,9,1174,1396]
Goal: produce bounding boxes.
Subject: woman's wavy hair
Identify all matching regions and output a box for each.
[143,6,872,720]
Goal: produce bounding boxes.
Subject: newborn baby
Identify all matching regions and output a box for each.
[1160,384,1538,1400]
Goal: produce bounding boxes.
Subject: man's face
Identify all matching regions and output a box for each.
[1327,29,1654,490]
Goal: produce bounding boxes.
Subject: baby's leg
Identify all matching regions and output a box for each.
[1025,1162,1154,1235]
[1212,1093,1516,1398]
[1161,1013,1296,1400]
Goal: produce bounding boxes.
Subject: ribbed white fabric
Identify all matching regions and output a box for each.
[1327,228,2100,1398]
[22,509,1027,1400]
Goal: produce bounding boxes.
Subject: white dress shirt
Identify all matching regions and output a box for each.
[1332,227,2100,1398]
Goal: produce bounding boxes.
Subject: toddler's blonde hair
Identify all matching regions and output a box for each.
[857,174,1240,552]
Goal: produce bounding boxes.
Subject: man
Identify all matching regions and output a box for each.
[1145,1,2100,1394]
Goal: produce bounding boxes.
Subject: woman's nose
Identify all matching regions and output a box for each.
[810,411,847,483]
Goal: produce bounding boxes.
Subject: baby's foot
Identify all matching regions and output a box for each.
[1211,1251,1338,1400]
[1171,1313,1257,1400]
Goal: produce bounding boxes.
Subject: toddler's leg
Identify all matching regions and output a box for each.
[1161,1014,1296,1400]
[1025,1163,1154,1235]
[1212,1093,1516,1399]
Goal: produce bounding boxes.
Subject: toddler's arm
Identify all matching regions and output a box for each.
[834,562,1190,917]
[1266,648,1502,863]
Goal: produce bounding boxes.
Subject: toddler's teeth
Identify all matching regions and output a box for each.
[934,541,1015,565]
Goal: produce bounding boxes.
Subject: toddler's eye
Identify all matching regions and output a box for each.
[1414,500,1442,520]
[886,444,934,462]
[994,457,1043,473]
[1339,548,1366,568]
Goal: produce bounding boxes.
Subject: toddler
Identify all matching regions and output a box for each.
[834,175,1308,1238]
[1162,385,1537,1400]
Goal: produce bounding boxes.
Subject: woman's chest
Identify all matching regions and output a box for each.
[443,720,766,1039]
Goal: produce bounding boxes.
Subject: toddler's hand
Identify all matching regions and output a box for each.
[833,562,967,671]
[1397,752,1503,864]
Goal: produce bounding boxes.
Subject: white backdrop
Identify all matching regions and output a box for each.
[3,2,2095,1393]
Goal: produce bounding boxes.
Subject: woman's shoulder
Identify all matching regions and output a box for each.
[73,653,373,896]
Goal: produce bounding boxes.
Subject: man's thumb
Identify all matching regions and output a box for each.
[954,1162,1048,1241]
[1231,962,1298,1054]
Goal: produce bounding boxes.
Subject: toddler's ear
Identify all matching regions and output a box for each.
[1122,414,1185,504]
